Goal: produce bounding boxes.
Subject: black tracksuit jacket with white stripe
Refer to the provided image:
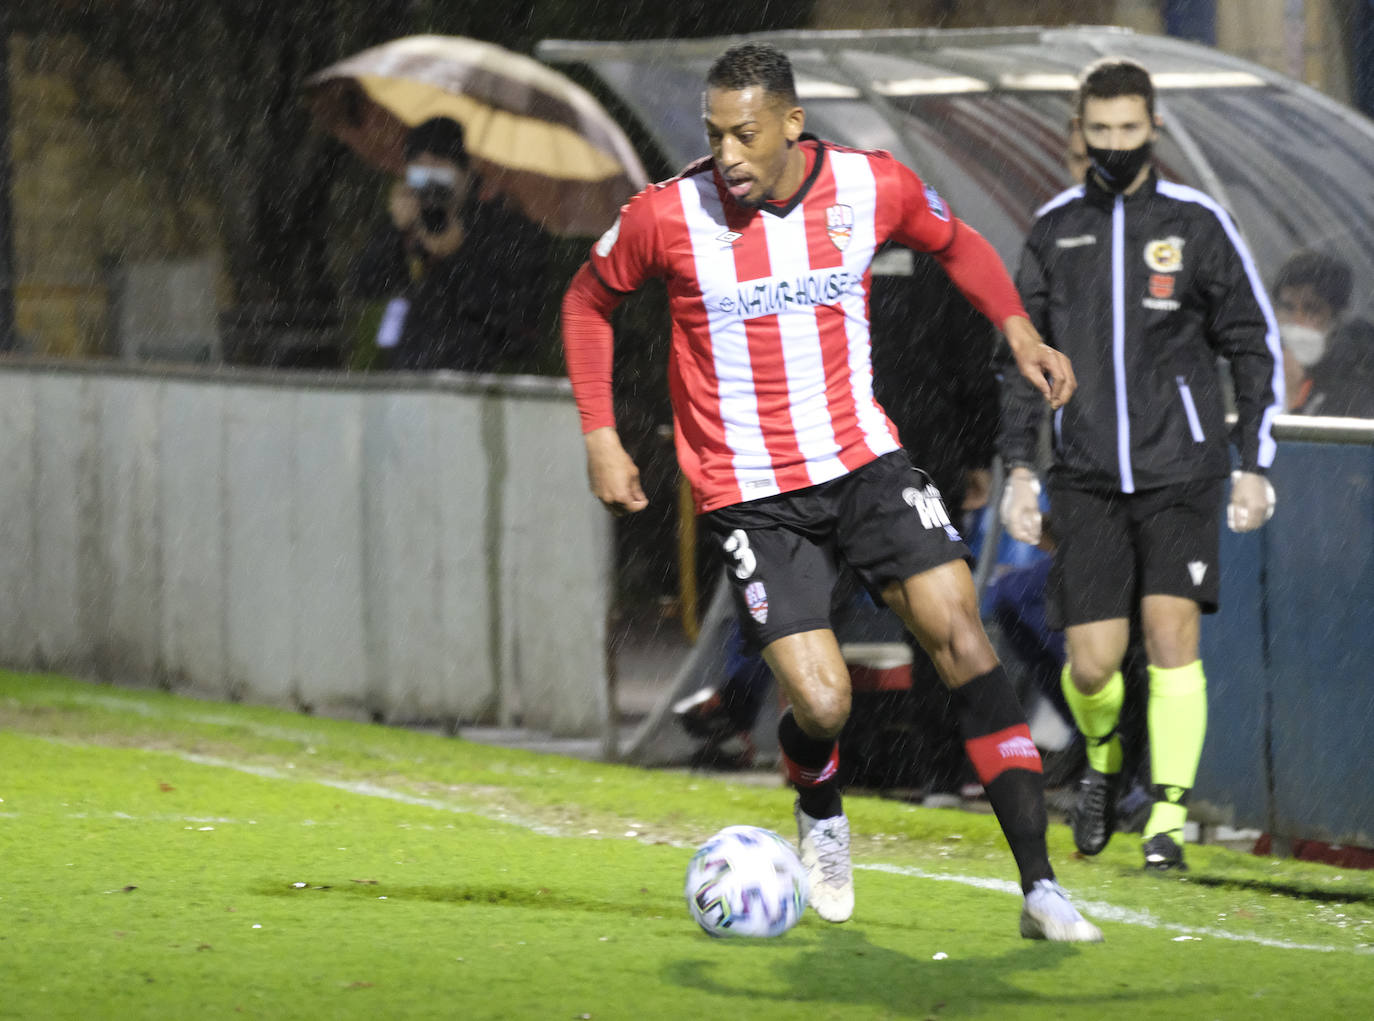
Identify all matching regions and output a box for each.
[1000,170,1284,493]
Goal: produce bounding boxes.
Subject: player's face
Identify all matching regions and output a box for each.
[1078,95,1155,152]
[704,86,805,208]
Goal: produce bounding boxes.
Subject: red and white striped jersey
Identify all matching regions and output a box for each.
[580,138,1014,513]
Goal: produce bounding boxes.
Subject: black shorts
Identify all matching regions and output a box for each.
[1047,478,1225,630]
[702,451,970,653]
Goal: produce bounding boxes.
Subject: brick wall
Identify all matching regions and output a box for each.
[8,33,226,357]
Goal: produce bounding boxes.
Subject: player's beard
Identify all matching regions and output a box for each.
[730,175,780,210]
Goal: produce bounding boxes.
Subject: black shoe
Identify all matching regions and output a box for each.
[1142,831,1189,872]
[1070,769,1117,856]
[1115,781,1153,834]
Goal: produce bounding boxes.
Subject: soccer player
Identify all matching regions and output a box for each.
[561,42,1101,941]
[999,57,1283,872]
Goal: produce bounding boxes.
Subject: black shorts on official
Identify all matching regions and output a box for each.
[702,450,970,653]
[1046,478,1225,630]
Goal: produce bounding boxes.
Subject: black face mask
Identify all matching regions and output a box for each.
[1086,140,1153,192]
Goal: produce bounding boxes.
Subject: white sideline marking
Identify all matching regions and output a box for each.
[41,738,1371,957]
[859,863,1373,954]
[178,751,1372,955]
[177,753,565,837]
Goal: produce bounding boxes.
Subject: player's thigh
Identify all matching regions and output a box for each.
[702,514,839,657]
[1135,478,1224,615]
[835,451,970,595]
[1047,483,1136,630]
[881,559,998,686]
[761,628,851,735]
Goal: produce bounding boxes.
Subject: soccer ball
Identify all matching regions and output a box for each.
[684,825,808,938]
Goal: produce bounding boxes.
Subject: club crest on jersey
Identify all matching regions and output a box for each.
[744,581,769,623]
[826,203,854,251]
[1144,236,1184,273]
[924,184,950,222]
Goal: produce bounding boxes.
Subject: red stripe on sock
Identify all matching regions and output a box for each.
[784,745,839,786]
[965,724,1042,785]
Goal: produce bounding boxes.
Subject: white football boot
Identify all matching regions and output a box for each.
[1019,878,1104,942]
[795,801,854,923]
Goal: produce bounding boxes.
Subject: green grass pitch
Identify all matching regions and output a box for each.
[1,670,1371,1019]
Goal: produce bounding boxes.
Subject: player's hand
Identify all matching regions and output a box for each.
[1003,316,1076,410]
[1227,470,1275,533]
[999,467,1043,545]
[584,427,649,516]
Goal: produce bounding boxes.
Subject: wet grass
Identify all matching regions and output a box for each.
[1,670,1371,1019]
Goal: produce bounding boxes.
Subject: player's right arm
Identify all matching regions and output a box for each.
[883,158,1074,410]
[560,189,663,515]
[996,222,1058,545]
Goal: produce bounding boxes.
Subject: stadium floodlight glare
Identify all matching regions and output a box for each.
[794,78,862,99]
[873,75,989,96]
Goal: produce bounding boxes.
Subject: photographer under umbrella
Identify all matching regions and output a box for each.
[349,117,550,372]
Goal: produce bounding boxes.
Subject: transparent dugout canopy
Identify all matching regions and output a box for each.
[538,26,1374,313]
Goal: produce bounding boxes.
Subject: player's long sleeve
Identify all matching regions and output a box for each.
[1196,209,1284,472]
[932,220,1027,330]
[997,229,1052,468]
[560,262,624,434]
[884,160,1025,330]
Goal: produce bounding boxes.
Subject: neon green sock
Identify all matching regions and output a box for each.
[1060,666,1124,775]
[1145,660,1208,840]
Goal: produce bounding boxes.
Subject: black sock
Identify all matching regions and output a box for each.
[778,709,843,819]
[954,667,1053,893]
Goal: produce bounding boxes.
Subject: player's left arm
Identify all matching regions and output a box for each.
[1197,208,1284,530]
[561,264,649,515]
[559,189,668,516]
[884,161,1075,410]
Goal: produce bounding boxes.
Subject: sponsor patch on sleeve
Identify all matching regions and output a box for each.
[924,184,949,222]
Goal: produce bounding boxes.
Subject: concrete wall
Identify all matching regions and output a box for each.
[0,361,612,736]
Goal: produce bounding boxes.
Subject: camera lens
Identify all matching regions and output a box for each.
[417,183,454,232]
[420,205,449,232]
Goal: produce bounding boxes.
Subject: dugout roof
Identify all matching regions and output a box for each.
[538,26,1374,311]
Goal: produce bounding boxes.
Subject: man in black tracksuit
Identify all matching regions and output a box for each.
[998,58,1285,872]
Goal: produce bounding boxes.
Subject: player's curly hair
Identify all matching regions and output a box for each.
[706,42,798,106]
[1077,56,1155,120]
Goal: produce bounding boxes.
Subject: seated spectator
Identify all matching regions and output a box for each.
[1273,249,1374,417]
[348,117,550,372]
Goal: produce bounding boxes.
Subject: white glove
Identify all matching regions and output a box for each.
[1000,468,1043,545]
[1227,470,1276,533]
